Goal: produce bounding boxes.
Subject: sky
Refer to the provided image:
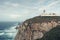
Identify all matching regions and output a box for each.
[0,0,60,22]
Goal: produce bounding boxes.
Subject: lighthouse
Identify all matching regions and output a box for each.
[41,10,56,16]
[41,10,47,16]
[43,10,45,13]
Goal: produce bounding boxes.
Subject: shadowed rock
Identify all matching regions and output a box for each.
[39,25,60,40]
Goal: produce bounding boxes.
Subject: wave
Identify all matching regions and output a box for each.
[4,25,18,37]
[0,32,4,36]
[0,23,18,40]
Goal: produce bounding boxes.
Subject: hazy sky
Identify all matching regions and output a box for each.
[0,0,60,22]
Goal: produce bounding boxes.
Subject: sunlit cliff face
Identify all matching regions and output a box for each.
[15,20,59,40]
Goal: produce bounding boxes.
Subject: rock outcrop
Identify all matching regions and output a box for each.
[40,25,60,40]
[15,16,60,40]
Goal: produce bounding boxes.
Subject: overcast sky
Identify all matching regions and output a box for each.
[0,0,60,22]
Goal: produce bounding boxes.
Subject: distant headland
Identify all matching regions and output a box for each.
[15,11,60,40]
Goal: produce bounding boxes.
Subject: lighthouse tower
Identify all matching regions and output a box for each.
[43,10,45,13]
[41,10,47,16]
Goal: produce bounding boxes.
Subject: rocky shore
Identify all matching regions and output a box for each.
[15,16,60,40]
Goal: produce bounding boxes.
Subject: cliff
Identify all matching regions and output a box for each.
[15,16,60,40]
[40,25,60,40]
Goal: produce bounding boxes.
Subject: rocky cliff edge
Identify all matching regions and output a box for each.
[15,16,60,40]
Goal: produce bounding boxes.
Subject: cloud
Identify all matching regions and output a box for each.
[0,0,60,21]
[47,1,59,7]
[4,2,20,7]
[39,0,60,11]
[9,14,21,19]
[11,3,20,7]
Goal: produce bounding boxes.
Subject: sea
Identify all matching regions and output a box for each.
[0,22,20,40]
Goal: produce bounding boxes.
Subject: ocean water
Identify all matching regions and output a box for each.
[0,22,19,40]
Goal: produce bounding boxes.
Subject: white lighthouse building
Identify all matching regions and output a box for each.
[41,10,56,16]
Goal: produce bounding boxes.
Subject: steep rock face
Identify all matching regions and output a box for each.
[15,16,60,40]
[40,25,60,40]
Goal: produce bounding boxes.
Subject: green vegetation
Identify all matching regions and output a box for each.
[24,16,60,23]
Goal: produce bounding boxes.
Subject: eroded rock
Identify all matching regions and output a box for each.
[15,16,60,40]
